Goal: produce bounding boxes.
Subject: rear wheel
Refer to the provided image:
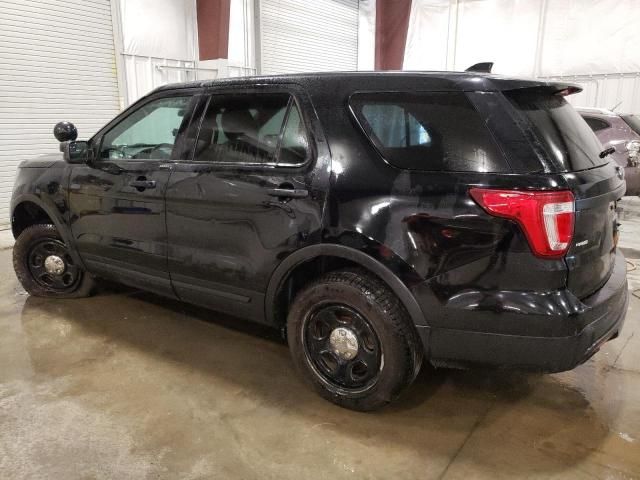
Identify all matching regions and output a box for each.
[287,269,422,411]
[13,224,94,298]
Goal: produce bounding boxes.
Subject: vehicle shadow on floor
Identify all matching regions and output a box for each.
[18,284,616,477]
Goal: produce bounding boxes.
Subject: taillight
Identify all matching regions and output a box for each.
[469,188,575,258]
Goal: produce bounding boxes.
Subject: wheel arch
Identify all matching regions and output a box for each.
[11,194,85,269]
[265,243,429,331]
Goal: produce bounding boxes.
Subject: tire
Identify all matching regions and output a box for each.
[13,224,95,299]
[287,268,423,411]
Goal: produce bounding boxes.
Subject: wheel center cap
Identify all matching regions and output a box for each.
[44,255,65,275]
[329,327,359,361]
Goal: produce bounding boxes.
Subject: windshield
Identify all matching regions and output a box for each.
[621,114,640,136]
[505,90,607,172]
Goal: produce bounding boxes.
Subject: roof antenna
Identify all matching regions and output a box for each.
[610,101,622,112]
[465,62,494,73]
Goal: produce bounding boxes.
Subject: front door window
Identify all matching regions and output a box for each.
[100,96,192,160]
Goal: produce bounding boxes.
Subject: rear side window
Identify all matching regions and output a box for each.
[194,93,309,166]
[582,116,610,132]
[505,90,606,172]
[349,92,508,172]
[621,114,640,136]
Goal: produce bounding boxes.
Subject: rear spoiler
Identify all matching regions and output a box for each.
[504,84,583,96]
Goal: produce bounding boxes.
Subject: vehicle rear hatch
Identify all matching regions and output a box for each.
[504,87,626,299]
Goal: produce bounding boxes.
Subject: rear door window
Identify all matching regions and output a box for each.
[194,93,309,166]
[505,90,606,172]
[349,92,508,172]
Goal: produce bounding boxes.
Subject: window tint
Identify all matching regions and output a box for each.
[279,102,310,165]
[101,96,191,160]
[621,114,640,136]
[350,92,508,172]
[582,116,610,132]
[505,91,606,172]
[194,93,309,166]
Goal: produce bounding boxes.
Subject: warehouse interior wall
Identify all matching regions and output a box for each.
[117,0,199,104]
[358,0,376,70]
[375,0,412,70]
[404,0,640,112]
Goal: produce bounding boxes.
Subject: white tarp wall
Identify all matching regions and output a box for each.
[404,0,640,112]
[117,0,198,105]
[358,0,376,70]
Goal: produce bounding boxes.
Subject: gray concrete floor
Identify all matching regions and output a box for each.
[1,201,640,479]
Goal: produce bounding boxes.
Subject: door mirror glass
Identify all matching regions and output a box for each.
[100,96,191,160]
[63,140,89,164]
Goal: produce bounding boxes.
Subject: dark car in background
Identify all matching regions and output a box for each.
[10,72,628,411]
[578,107,640,195]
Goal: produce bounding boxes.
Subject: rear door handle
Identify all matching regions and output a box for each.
[129,180,156,189]
[267,188,308,199]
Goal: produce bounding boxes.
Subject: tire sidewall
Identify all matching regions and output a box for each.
[288,277,416,410]
[13,224,93,299]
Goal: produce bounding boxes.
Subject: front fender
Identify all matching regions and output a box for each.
[10,165,85,269]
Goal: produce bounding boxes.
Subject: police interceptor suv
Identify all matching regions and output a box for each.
[11,72,629,411]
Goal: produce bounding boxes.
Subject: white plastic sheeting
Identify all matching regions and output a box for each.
[228,0,256,70]
[117,0,198,104]
[118,0,197,60]
[358,0,376,70]
[404,0,640,77]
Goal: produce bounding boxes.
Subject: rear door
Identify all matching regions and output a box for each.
[69,92,197,296]
[165,86,327,322]
[505,89,626,298]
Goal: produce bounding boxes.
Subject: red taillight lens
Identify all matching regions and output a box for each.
[469,188,575,258]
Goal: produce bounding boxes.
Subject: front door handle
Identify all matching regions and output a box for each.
[267,188,308,199]
[129,180,156,190]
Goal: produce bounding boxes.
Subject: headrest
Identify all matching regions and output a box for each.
[220,109,258,139]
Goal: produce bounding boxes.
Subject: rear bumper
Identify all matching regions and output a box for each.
[418,252,629,372]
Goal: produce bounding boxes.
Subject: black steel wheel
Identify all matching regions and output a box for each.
[303,304,382,391]
[288,268,422,411]
[13,224,95,298]
[27,238,81,292]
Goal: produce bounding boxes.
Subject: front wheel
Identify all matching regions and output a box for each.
[13,224,95,298]
[287,269,422,411]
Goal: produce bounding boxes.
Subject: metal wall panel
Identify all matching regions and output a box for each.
[0,0,121,229]
[259,0,359,74]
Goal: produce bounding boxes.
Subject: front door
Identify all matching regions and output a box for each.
[165,88,327,322]
[68,93,197,296]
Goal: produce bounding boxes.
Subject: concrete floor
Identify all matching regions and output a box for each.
[1,202,640,479]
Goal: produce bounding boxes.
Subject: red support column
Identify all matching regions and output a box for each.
[375,0,412,70]
[197,0,231,61]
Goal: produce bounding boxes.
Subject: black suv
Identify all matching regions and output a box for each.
[10,73,629,411]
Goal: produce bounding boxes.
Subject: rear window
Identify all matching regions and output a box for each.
[505,90,606,172]
[621,114,640,136]
[349,92,508,172]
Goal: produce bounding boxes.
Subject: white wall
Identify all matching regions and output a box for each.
[404,0,640,113]
[358,0,376,70]
[117,0,199,105]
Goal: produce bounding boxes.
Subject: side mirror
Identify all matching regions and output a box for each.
[53,121,78,142]
[62,140,89,164]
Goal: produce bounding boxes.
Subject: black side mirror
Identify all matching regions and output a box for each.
[53,121,78,142]
[62,140,89,164]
